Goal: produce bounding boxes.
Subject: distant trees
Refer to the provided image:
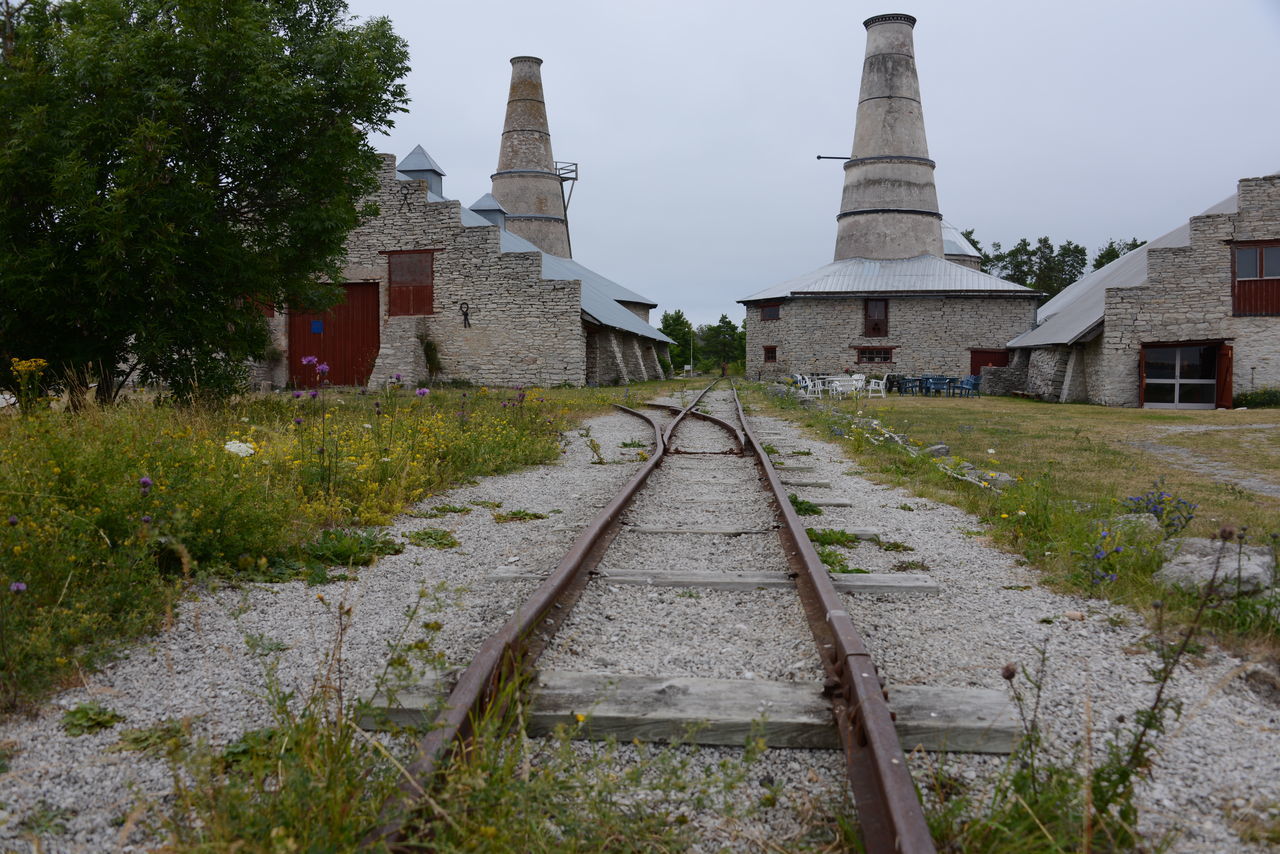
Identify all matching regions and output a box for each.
[658,311,746,374]
[0,0,409,404]
[962,230,1145,300]
[659,310,695,370]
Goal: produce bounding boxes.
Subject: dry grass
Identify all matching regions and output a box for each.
[837,395,1280,537]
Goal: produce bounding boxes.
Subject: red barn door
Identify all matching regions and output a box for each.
[287,283,380,387]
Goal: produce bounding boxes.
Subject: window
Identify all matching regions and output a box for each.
[385,250,435,316]
[1141,344,1217,409]
[1233,242,1280,315]
[855,347,895,364]
[762,346,777,363]
[759,303,781,321]
[864,299,888,337]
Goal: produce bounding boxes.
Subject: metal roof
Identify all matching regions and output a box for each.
[1007,191,1240,348]
[397,145,445,176]
[417,187,673,345]
[468,193,507,212]
[739,253,1037,303]
[941,220,981,259]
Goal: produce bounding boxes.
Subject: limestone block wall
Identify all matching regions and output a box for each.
[1026,346,1070,399]
[981,348,1028,396]
[309,154,586,388]
[1096,175,1280,407]
[744,294,1037,379]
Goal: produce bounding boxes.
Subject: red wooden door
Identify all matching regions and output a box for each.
[1215,344,1234,409]
[287,283,380,387]
[969,349,1009,376]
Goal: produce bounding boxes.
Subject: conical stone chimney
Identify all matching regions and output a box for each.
[834,13,944,261]
[490,56,572,258]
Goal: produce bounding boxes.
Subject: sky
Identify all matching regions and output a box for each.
[345,0,1280,328]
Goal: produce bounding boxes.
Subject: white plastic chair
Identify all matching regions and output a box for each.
[867,378,886,398]
[850,374,866,392]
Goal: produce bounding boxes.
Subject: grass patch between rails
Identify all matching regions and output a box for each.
[0,379,690,711]
[748,383,1280,652]
[492,509,549,523]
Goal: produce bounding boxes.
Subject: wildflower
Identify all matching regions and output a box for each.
[416,388,429,397]
[1000,662,1016,681]
[574,713,586,723]
[981,481,989,488]
[316,363,330,375]
[10,581,26,593]
[141,515,152,524]
[393,373,402,382]
[293,390,302,399]
[224,440,255,457]
[987,448,995,455]
[293,417,303,425]
[240,417,249,423]
[1113,546,1124,553]
[362,423,373,429]
[309,390,319,399]
[1016,510,1026,516]
[1000,513,1009,519]
[6,515,16,526]
[139,476,153,496]
[301,356,317,366]
[1093,550,1106,560]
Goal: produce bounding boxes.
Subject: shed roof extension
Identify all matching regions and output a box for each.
[1007,192,1239,348]
[739,253,1036,303]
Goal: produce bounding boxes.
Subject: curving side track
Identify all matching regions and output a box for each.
[368,382,934,853]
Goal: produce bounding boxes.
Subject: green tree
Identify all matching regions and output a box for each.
[1091,237,1144,270]
[695,314,745,373]
[658,309,695,372]
[0,0,409,403]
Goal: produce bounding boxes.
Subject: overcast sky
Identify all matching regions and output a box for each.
[346,0,1280,328]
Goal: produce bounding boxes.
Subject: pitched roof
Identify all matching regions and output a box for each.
[941,220,981,260]
[468,193,506,213]
[397,144,445,176]
[739,253,1037,303]
[1007,191,1240,348]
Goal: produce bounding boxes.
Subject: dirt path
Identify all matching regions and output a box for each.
[1127,424,1280,499]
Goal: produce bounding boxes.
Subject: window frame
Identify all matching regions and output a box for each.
[382,249,437,317]
[758,302,781,321]
[864,299,888,337]
[1232,241,1280,316]
[853,346,896,364]
[762,345,778,363]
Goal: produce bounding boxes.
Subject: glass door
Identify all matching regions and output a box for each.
[1141,344,1217,409]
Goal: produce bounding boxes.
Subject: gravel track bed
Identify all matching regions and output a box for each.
[751,410,1280,853]
[0,409,653,852]
[600,530,788,574]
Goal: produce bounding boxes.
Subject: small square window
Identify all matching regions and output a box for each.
[855,347,895,364]
[760,303,781,321]
[1234,241,1280,315]
[762,346,777,363]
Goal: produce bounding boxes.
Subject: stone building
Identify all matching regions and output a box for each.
[998,173,1280,408]
[740,13,1038,380]
[261,56,671,389]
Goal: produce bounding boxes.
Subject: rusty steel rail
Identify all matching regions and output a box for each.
[732,385,935,854]
[366,382,721,850]
[644,401,745,450]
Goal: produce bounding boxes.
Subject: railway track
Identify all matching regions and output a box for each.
[365,382,964,852]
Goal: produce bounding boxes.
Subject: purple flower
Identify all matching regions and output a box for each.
[309,390,319,399]
[293,417,303,425]
[6,515,16,526]
[1113,546,1124,553]
[9,582,25,594]
[1093,550,1106,560]
[139,476,153,496]
[292,390,302,399]
[141,515,152,524]
[301,356,317,366]
[393,373,402,382]
[415,388,429,397]
[316,363,330,375]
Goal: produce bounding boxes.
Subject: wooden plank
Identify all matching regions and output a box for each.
[487,568,938,594]
[361,673,1015,754]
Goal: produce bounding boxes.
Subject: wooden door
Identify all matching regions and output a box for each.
[1215,344,1234,409]
[287,283,380,387]
[969,349,1009,376]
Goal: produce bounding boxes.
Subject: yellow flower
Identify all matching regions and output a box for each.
[574,712,586,723]
[1000,513,1009,519]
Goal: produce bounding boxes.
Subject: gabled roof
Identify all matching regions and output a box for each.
[397,145,445,176]
[1007,191,1240,348]
[418,186,673,345]
[468,193,506,213]
[739,253,1037,303]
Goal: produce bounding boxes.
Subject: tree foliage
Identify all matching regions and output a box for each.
[0,0,409,403]
[962,229,1146,301]
[658,309,695,371]
[694,314,745,372]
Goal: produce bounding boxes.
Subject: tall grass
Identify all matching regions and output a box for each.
[0,383,634,710]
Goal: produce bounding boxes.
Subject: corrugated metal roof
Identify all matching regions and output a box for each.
[739,253,1037,303]
[941,220,980,259]
[397,145,445,176]
[1007,191,1239,348]
[419,188,673,345]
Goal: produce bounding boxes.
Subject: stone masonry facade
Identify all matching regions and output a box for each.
[262,155,664,388]
[744,294,1037,380]
[1094,174,1280,407]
